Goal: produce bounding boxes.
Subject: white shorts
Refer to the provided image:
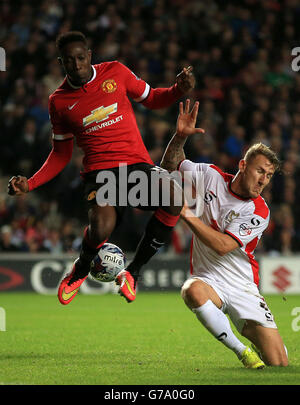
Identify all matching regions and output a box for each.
[190,275,277,333]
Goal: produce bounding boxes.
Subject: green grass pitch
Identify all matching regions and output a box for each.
[0,291,299,385]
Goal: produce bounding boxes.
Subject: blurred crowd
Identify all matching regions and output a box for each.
[1,0,300,255]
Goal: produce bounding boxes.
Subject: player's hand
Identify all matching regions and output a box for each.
[7,175,29,196]
[176,99,205,138]
[180,201,190,218]
[176,66,195,93]
[180,200,196,220]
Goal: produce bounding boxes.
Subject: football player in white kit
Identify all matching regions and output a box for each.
[161,100,288,369]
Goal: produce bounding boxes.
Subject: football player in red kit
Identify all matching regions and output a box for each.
[8,31,195,304]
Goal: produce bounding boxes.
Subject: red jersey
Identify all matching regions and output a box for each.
[28,61,183,191]
[50,62,167,171]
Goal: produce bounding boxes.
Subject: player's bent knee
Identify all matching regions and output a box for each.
[181,279,191,302]
[181,279,196,306]
[181,279,197,297]
[268,356,289,367]
[89,206,117,242]
[242,322,289,367]
[270,347,289,367]
[181,279,208,309]
[90,218,113,241]
[261,348,288,367]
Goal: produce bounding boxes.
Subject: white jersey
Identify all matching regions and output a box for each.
[179,160,270,291]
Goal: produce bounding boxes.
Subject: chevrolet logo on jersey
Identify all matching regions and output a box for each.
[83,103,118,127]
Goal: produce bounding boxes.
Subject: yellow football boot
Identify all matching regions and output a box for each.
[241,346,265,369]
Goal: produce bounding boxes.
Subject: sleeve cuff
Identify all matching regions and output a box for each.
[27,178,35,192]
[133,82,150,102]
[224,230,243,247]
[173,83,184,97]
[52,133,74,141]
[177,159,185,171]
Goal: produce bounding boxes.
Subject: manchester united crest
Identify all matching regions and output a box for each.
[102,79,117,93]
[87,190,97,201]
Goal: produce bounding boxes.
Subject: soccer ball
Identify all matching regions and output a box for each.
[90,243,126,283]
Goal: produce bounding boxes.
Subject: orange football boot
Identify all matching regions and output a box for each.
[58,259,88,305]
[115,270,137,303]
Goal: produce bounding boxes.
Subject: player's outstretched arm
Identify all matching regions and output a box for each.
[141,66,196,110]
[160,100,204,172]
[7,138,74,196]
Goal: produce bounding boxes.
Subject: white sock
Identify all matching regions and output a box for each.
[193,299,246,359]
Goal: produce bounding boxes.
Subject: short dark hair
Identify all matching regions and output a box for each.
[56,31,88,54]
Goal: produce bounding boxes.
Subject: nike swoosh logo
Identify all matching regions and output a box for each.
[152,239,164,245]
[68,101,79,110]
[124,279,135,296]
[61,287,79,301]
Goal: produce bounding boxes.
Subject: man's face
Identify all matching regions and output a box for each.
[239,154,275,199]
[59,41,92,85]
